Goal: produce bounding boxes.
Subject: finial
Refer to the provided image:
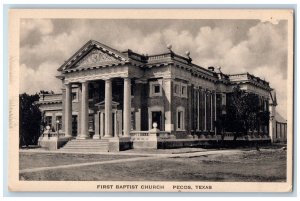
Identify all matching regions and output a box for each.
[185,51,190,57]
[167,44,172,51]
[153,122,158,129]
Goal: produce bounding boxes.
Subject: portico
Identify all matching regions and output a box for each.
[63,76,133,140]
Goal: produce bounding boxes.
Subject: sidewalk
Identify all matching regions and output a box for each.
[19,147,235,156]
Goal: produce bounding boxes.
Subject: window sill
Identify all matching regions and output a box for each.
[150,93,162,97]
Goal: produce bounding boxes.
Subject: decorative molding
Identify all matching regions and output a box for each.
[75,49,119,68]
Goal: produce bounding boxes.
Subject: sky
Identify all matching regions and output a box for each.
[20,19,288,119]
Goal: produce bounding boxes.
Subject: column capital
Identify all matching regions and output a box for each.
[79,80,89,84]
[64,82,72,87]
[103,77,112,81]
[123,77,131,80]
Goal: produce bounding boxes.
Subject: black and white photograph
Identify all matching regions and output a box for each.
[9,9,294,192]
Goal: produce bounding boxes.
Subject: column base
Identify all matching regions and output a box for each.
[76,135,90,140]
[102,135,113,139]
[186,134,194,139]
[92,135,100,139]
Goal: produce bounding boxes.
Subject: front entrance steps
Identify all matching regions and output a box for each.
[60,139,109,152]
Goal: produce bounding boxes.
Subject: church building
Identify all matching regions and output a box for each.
[37,40,275,151]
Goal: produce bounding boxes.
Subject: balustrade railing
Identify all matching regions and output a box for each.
[130,130,171,140]
[41,131,65,138]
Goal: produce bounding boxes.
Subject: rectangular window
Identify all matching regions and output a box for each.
[45,116,52,127]
[174,84,180,95]
[150,81,162,97]
[181,85,187,97]
[174,82,187,98]
[55,116,62,130]
[71,92,77,101]
[154,84,160,93]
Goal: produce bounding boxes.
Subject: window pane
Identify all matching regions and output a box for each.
[175,85,178,94]
[154,85,160,93]
[72,92,77,101]
[46,116,52,127]
[56,116,62,130]
[178,111,181,129]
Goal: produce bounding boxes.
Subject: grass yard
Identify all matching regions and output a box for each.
[19,152,139,170]
[19,148,287,182]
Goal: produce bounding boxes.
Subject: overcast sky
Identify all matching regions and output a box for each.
[20,19,288,119]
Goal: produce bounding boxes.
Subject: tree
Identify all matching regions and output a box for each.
[19,93,42,148]
[225,85,263,140]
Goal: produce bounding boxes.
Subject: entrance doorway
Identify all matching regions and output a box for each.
[152,111,162,130]
[72,115,77,136]
[98,110,122,137]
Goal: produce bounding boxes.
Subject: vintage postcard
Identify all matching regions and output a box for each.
[9,9,294,192]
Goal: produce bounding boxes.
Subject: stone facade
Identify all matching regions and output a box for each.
[37,40,276,151]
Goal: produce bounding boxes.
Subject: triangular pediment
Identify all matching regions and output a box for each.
[95,101,119,107]
[74,48,121,68]
[58,40,129,71]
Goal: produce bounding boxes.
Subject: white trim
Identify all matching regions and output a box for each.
[45,112,53,116]
[149,80,162,97]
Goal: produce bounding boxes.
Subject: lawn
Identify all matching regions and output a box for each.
[19,148,287,182]
[19,152,139,170]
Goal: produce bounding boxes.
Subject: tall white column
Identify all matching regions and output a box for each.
[214,91,217,121]
[93,113,100,139]
[100,112,104,137]
[123,77,131,137]
[204,90,207,131]
[197,89,200,130]
[77,81,89,139]
[214,91,217,133]
[105,78,113,137]
[65,83,72,137]
[211,92,213,131]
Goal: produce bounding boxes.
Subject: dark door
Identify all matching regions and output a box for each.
[72,115,78,136]
[112,112,115,137]
[152,111,162,130]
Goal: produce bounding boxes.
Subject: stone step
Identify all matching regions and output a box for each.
[63,147,108,150]
[69,140,109,142]
[63,146,108,149]
[65,142,109,145]
[61,149,109,152]
[60,139,110,152]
